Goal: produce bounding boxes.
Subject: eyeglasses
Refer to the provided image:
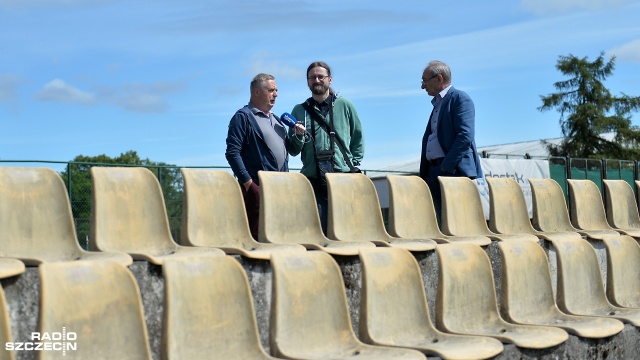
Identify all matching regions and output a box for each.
[421,74,439,84]
[307,75,329,81]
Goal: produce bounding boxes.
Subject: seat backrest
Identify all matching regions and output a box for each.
[258,171,327,244]
[180,169,253,247]
[162,255,273,359]
[567,179,613,231]
[528,178,576,232]
[38,261,151,360]
[603,180,640,229]
[439,177,491,236]
[386,175,443,239]
[486,177,537,235]
[498,241,558,320]
[550,236,612,314]
[325,173,391,241]
[0,167,83,264]
[602,235,640,308]
[90,166,176,254]
[269,251,360,358]
[358,247,435,344]
[435,243,501,331]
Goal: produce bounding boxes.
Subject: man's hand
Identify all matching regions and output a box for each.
[243,179,253,190]
[294,123,306,136]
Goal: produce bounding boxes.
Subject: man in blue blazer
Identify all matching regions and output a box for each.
[419,60,483,223]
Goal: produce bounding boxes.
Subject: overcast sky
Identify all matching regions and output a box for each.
[2,0,640,171]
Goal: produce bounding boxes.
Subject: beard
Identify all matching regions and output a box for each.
[310,83,329,96]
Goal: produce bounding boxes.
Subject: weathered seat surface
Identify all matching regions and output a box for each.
[90,166,223,264]
[359,247,503,359]
[602,180,640,238]
[439,177,537,242]
[270,251,426,360]
[529,178,616,240]
[180,169,305,260]
[600,235,640,308]
[486,177,583,242]
[162,255,278,359]
[326,173,436,252]
[567,179,623,238]
[258,171,375,256]
[386,175,490,246]
[436,243,568,349]
[498,240,624,338]
[38,261,152,360]
[0,259,25,279]
[549,235,640,325]
[0,166,132,266]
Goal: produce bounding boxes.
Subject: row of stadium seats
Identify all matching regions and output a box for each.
[1,166,640,359]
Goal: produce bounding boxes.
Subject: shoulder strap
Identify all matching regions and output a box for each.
[301,100,358,172]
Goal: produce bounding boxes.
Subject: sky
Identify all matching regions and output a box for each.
[2,0,640,172]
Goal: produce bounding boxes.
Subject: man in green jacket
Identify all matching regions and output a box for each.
[288,61,365,234]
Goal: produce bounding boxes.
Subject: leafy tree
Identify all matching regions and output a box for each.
[58,150,183,249]
[538,51,640,159]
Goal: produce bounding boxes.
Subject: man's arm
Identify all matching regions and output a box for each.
[225,112,252,186]
[442,91,475,174]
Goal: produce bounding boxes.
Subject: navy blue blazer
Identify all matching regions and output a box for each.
[419,86,483,179]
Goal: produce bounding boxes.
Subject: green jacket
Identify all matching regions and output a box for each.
[287,96,365,177]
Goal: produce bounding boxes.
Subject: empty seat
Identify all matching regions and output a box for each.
[549,235,640,325]
[270,251,426,359]
[528,178,615,240]
[567,179,623,238]
[602,180,640,238]
[600,235,640,308]
[258,171,376,256]
[436,243,568,349]
[162,255,277,359]
[498,240,624,338]
[38,261,152,359]
[486,177,582,242]
[439,177,538,242]
[90,167,224,264]
[180,169,305,260]
[386,175,490,246]
[325,173,437,252]
[0,166,132,266]
[359,247,503,359]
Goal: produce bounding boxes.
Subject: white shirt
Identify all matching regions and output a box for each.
[425,85,452,160]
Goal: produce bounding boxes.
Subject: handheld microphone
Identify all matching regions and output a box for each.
[280,112,298,127]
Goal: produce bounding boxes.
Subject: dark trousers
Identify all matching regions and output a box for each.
[308,177,328,235]
[425,165,444,227]
[242,181,260,240]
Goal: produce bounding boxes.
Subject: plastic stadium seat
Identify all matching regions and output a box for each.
[0,166,132,266]
[270,251,426,360]
[0,286,12,360]
[90,166,224,264]
[258,171,376,256]
[600,235,640,308]
[162,255,278,359]
[567,179,624,238]
[439,177,538,242]
[528,178,615,240]
[386,175,490,246]
[0,259,25,279]
[436,243,568,349]
[38,261,152,360]
[498,240,624,338]
[358,247,504,359]
[180,169,306,260]
[486,177,582,242]
[325,173,437,252]
[602,180,640,238]
[549,235,640,325]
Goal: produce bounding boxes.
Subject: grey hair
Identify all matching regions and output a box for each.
[425,60,451,83]
[250,73,275,93]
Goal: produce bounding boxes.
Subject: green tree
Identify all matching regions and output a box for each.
[538,51,640,159]
[58,150,183,249]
